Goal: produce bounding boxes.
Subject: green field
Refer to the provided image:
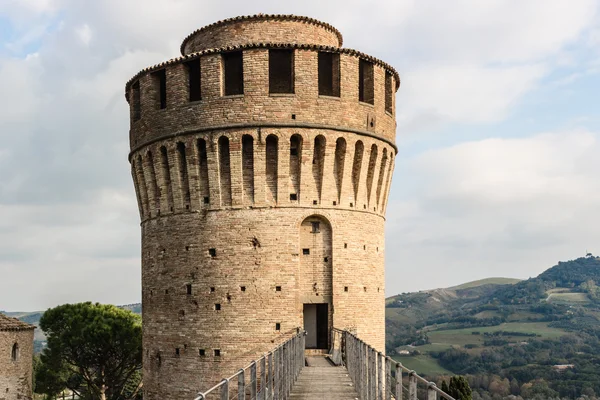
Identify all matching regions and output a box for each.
[392,354,453,376]
[448,277,521,290]
[546,292,590,303]
[392,322,568,377]
[427,322,567,347]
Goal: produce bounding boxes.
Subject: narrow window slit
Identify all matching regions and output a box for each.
[269,49,294,94]
[223,51,243,95]
[318,52,340,97]
[358,60,374,104]
[186,59,201,102]
[152,69,167,109]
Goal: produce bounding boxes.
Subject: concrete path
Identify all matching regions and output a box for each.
[289,356,359,400]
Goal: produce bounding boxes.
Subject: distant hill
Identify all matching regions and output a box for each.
[385,256,600,399]
[447,277,522,290]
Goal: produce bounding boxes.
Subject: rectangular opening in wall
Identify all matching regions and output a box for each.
[290,193,297,201]
[303,304,329,349]
[276,286,282,291]
[311,222,320,233]
[385,71,393,114]
[223,51,244,96]
[152,69,167,109]
[199,349,205,356]
[175,348,180,356]
[276,323,281,331]
[302,248,310,255]
[132,81,141,121]
[318,52,340,97]
[214,349,221,357]
[186,284,192,295]
[209,248,217,258]
[214,303,221,310]
[186,59,201,102]
[269,49,294,94]
[358,59,374,105]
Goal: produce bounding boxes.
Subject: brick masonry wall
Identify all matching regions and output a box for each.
[128,48,397,150]
[0,330,34,400]
[181,17,342,54]
[126,16,398,400]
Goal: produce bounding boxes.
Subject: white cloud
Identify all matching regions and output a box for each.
[75,24,92,46]
[0,0,599,309]
[398,63,546,125]
[386,131,600,295]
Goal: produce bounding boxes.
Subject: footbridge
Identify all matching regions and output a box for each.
[195,329,455,400]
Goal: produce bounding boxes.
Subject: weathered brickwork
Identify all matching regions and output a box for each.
[180,15,343,54]
[125,14,399,399]
[0,314,35,400]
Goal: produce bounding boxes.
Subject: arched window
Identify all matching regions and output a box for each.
[11,343,19,361]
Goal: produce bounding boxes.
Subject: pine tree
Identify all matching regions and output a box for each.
[448,376,473,400]
[441,380,449,393]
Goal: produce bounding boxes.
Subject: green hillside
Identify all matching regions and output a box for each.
[386,256,600,399]
[448,277,522,290]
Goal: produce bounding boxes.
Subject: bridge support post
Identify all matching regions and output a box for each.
[361,341,367,400]
[259,356,266,400]
[385,357,391,400]
[409,372,417,400]
[427,383,438,400]
[251,362,257,399]
[220,378,229,400]
[395,363,402,400]
[268,353,273,399]
[379,352,384,400]
[274,347,280,400]
[237,369,245,400]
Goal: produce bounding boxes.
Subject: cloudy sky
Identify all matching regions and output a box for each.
[1,0,599,311]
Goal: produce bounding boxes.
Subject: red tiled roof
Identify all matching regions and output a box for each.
[0,313,35,331]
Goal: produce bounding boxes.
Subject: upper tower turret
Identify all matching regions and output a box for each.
[180,14,343,54]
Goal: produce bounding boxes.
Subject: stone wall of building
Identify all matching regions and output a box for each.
[180,15,343,54]
[0,316,35,400]
[125,14,399,400]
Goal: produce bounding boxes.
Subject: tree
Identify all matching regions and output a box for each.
[442,380,449,393]
[448,376,473,400]
[36,302,142,400]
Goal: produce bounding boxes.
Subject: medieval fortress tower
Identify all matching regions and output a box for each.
[125,14,398,399]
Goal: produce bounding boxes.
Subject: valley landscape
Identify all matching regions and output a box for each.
[6,256,600,399]
[386,256,600,399]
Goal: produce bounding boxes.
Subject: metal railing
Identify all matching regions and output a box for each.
[334,328,456,400]
[195,329,306,400]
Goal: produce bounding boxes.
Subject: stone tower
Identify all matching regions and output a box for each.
[125,14,398,399]
[0,313,35,400]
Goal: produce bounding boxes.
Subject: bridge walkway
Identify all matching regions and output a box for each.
[289,356,359,400]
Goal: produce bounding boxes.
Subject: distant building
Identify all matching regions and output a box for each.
[553,364,575,372]
[0,313,35,400]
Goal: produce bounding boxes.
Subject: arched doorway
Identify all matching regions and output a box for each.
[299,215,332,349]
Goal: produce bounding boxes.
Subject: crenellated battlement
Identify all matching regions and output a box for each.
[125,44,399,149]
